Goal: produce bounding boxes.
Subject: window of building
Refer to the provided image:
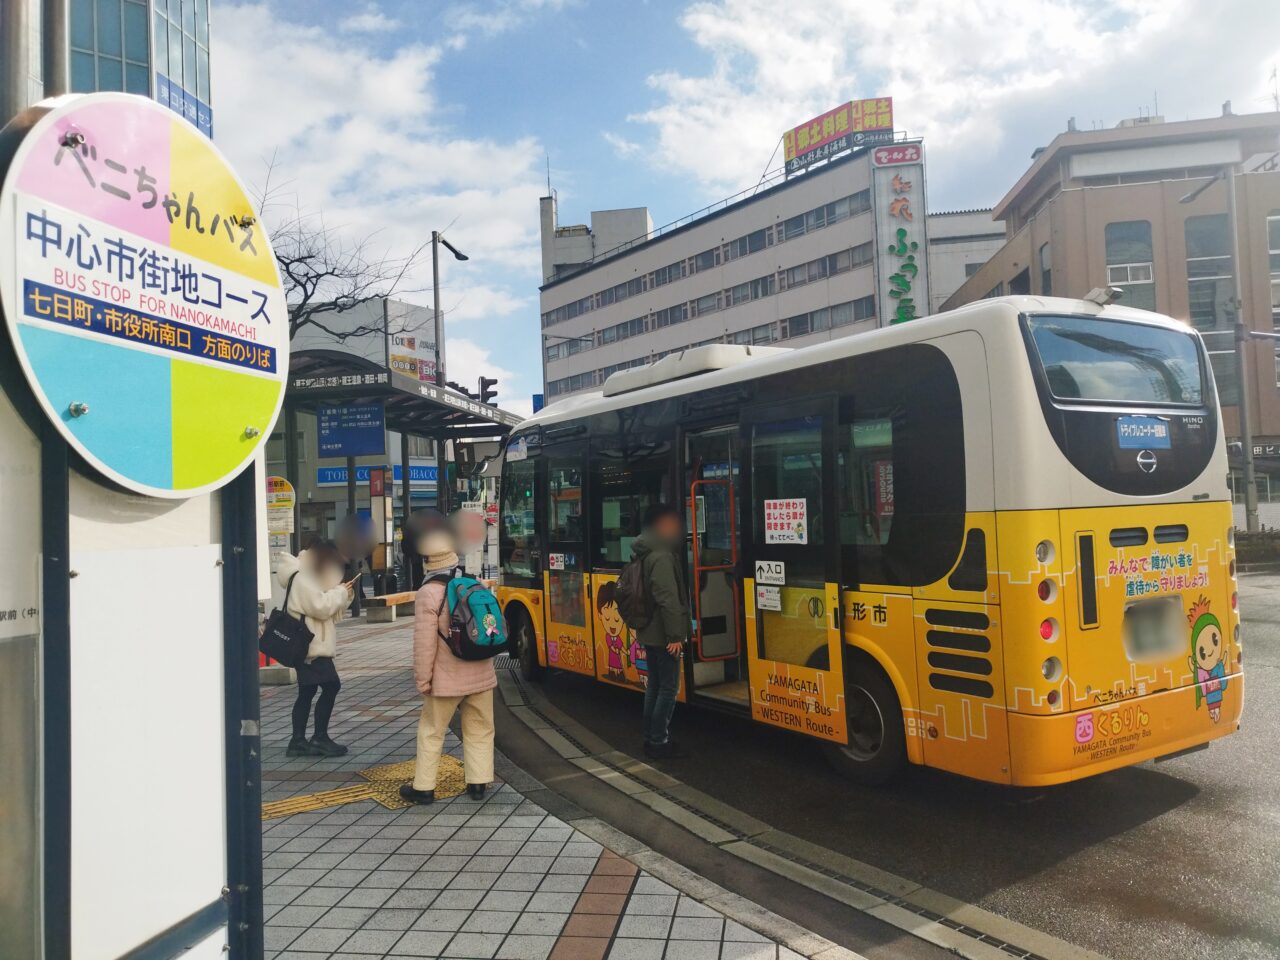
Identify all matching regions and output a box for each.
[1185,214,1236,403]
[1010,267,1031,295]
[964,262,983,278]
[984,282,1005,299]
[1039,243,1052,296]
[500,454,537,580]
[693,293,720,317]
[652,260,685,287]
[726,228,767,261]
[408,435,435,458]
[692,249,719,273]
[1104,220,1155,311]
[654,303,688,328]
[70,0,152,95]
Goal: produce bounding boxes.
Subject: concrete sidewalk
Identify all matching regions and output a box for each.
[259,617,859,960]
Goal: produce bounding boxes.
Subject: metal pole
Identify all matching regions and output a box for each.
[1227,166,1259,532]
[43,0,69,98]
[346,455,357,518]
[400,429,411,584]
[432,231,446,387]
[437,436,450,515]
[284,403,300,553]
[1,0,33,122]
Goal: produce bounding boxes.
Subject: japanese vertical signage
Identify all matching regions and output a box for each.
[872,142,929,325]
[155,74,213,140]
[783,98,894,175]
[0,93,288,498]
[317,402,386,457]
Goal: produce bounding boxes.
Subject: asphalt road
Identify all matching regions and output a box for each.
[519,573,1280,960]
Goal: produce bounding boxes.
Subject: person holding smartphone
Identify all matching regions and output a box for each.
[275,539,358,757]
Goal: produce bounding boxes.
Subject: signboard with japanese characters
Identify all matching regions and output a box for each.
[0,93,288,498]
[763,498,808,545]
[871,141,929,326]
[783,98,894,175]
[265,474,295,553]
[318,402,386,457]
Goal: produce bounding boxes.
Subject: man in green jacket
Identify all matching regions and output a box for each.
[631,503,690,759]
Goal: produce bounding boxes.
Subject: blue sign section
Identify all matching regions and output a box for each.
[1116,415,1171,449]
[532,393,545,413]
[318,403,385,457]
[23,280,276,373]
[155,72,213,138]
[316,464,438,486]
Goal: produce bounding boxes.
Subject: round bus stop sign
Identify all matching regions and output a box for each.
[0,93,288,498]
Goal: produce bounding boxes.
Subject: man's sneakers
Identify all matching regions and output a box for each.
[643,739,688,759]
[310,736,349,757]
[467,783,487,801]
[399,784,435,805]
[285,737,320,758]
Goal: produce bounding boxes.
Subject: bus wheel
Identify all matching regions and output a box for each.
[824,665,906,786]
[511,611,543,682]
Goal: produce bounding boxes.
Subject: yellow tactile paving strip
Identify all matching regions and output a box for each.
[260,755,466,820]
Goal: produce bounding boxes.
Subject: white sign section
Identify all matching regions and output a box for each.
[548,552,565,571]
[756,585,782,612]
[763,498,808,545]
[754,560,786,586]
[0,92,289,499]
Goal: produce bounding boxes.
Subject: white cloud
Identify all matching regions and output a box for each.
[602,131,642,158]
[211,2,547,402]
[446,338,534,415]
[445,0,575,37]
[627,0,1280,205]
[340,8,400,32]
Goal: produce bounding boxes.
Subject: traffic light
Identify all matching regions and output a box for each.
[478,376,499,405]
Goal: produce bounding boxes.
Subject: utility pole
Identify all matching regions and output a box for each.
[1227,167,1260,532]
[432,231,445,387]
[44,0,69,98]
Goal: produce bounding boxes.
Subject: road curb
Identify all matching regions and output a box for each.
[497,660,1113,960]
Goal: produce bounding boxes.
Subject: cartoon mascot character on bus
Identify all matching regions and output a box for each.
[1187,596,1227,723]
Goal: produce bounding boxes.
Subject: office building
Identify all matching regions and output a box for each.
[925,209,1007,313]
[6,0,212,134]
[539,139,943,400]
[943,109,1280,485]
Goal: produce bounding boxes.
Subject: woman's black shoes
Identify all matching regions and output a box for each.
[467,783,487,801]
[286,737,320,758]
[399,784,435,805]
[310,736,348,757]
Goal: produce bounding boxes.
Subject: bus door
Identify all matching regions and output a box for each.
[684,427,744,705]
[542,445,595,676]
[740,400,848,745]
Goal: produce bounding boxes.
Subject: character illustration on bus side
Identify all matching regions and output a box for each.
[596,582,644,688]
[1187,596,1227,723]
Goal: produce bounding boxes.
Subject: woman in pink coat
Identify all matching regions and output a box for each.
[399,530,497,804]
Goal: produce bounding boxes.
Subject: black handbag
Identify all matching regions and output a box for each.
[259,573,314,668]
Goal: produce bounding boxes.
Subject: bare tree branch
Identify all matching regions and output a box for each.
[252,156,432,342]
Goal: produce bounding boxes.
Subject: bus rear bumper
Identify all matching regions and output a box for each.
[1006,675,1243,788]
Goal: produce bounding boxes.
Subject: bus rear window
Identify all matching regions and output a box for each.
[1027,315,1203,405]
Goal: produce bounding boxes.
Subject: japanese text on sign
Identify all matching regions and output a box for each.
[763,498,808,545]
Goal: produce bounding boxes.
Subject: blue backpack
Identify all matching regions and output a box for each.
[432,572,508,660]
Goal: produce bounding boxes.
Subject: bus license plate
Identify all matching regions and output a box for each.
[1116,416,1170,449]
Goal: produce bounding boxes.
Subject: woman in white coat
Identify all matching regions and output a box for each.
[275,540,356,757]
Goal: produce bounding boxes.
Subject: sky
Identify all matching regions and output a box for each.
[210,0,1280,416]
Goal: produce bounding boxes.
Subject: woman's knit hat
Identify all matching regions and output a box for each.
[421,530,459,573]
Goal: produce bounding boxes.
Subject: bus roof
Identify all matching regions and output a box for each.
[520,296,1197,433]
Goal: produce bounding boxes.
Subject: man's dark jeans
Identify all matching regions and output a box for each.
[642,644,681,745]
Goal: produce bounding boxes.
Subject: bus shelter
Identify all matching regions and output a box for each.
[281,348,522,554]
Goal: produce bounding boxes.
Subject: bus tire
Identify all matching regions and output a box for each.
[510,609,544,682]
[824,661,906,786]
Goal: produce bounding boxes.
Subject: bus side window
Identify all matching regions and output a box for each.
[547,455,586,626]
[590,439,672,567]
[838,344,966,588]
[500,455,538,580]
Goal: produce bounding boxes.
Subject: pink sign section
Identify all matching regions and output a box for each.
[15,98,172,245]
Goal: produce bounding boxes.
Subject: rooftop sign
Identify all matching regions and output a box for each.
[783,98,895,175]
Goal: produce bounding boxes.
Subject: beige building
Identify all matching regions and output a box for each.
[943,110,1280,476]
[538,142,1001,401]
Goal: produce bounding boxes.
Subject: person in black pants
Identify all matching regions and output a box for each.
[275,540,357,757]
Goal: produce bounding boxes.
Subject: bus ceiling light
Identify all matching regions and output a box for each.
[1035,540,1055,565]
[1042,657,1063,682]
[1084,286,1123,306]
[1040,618,1059,641]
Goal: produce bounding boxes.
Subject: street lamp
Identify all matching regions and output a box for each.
[1180,167,1258,531]
[432,230,468,389]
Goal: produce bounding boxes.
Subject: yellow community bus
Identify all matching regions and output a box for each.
[497,295,1243,786]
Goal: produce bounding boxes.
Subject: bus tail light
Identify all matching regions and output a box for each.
[1035,539,1055,564]
[1230,559,1236,578]
[1039,618,1059,641]
[1046,689,1060,706]
[1042,657,1062,681]
[1037,579,1057,602]
[1232,591,1238,610]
